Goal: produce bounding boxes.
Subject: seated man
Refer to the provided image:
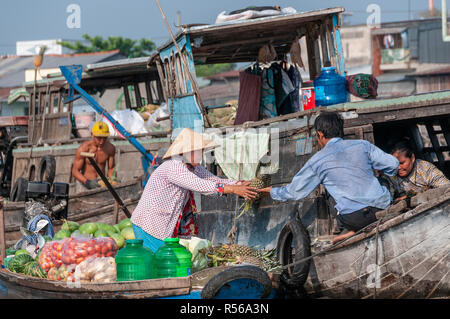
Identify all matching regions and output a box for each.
[389,139,450,201]
[72,121,116,192]
[259,111,399,244]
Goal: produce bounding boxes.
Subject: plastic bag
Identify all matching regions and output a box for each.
[215,7,296,24]
[38,237,118,273]
[47,264,76,282]
[180,236,211,273]
[144,103,170,132]
[102,109,148,136]
[73,256,116,283]
[189,237,211,258]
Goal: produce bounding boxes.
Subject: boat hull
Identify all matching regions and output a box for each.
[304,194,450,299]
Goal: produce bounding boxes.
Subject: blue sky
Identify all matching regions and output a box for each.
[0,0,441,55]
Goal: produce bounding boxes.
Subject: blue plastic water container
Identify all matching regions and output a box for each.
[313,66,348,106]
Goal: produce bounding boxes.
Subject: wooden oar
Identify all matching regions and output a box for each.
[80,152,131,218]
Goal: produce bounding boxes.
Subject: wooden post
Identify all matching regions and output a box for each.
[0,197,5,265]
[113,201,120,224]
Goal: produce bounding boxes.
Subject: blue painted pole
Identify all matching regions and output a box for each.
[332,13,346,75]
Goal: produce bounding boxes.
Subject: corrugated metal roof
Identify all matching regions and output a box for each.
[0,50,124,88]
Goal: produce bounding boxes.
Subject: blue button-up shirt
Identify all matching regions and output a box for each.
[270,138,399,214]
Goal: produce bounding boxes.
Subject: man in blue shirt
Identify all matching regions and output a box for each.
[260,111,399,244]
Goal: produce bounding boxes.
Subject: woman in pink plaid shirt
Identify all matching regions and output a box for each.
[131,128,258,252]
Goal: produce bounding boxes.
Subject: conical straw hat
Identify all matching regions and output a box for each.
[163,128,219,159]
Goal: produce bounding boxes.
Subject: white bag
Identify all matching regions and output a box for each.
[102,109,148,136]
[144,103,171,132]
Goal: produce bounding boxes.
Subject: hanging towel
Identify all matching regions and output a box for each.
[234,71,261,125]
[208,131,270,181]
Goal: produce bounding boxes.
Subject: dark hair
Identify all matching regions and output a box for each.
[390,138,415,158]
[314,111,344,138]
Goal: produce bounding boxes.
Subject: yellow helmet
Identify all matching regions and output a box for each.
[91,121,110,137]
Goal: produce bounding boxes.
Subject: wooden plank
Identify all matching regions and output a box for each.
[133,83,142,109]
[117,287,190,299]
[306,24,319,80]
[426,123,445,169]
[155,58,168,102]
[145,80,154,104]
[320,22,330,66]
[123,85,132,108]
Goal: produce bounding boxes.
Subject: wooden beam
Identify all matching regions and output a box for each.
[155,58,168,102]
[145,81,154,105]
[123,85,132,109]
[134,83,142,109]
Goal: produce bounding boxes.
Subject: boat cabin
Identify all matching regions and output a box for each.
[147,7,450,249]
[10,57,170,196]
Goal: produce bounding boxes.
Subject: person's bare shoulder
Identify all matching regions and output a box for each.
[76,141,91,155]
[104,140,116,156]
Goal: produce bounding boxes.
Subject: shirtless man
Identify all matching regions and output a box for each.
[72,121,116,191]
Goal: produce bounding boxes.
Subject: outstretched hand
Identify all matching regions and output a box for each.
[225,184,258,200]
[258,186,272,197]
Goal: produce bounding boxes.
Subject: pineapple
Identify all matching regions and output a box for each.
[230,244,257,257]
[236,175,271,219]
[236,255,265,268]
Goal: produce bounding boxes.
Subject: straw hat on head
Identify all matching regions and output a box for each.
[163,128,219,160]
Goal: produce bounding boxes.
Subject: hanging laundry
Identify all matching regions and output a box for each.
[259,67,278,119]
[258,44,277,64]
[234,70,261,125]
[285,65,301,113]
[271,63,295,115]
[289,37,305,70]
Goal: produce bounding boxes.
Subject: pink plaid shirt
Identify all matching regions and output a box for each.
[131,159,235,240]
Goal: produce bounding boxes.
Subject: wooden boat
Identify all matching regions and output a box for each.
[151,5,450,298]
[0,264,278,299]
[303,187,450,299]
[2,178,143,248]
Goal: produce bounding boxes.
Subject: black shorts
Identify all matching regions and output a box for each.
[337,207,381,232]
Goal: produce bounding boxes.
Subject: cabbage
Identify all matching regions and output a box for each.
[192,253,208,272]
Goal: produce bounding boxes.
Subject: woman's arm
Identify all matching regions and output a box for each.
[194,165,236,185]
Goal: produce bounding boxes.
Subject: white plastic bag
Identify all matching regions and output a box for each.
[144,103,170,132]
[182,237,211,273]
[73,256,116,283]
[215,7,296,24]
[102,109,148,136]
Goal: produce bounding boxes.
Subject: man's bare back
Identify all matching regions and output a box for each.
[72,138,116,188]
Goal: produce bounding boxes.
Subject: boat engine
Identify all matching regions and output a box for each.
[23,181,69,227]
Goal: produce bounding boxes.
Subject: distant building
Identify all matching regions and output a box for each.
[0,48,125,116]
[199,70,240,107]
[15,39,87,56]
[340,17,450,98]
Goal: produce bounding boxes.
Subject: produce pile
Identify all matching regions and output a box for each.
[38,236,118,282]
[5,218,135,283]
[7,251,46,278]
[206,244,281,273]
[53,218,135,249]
